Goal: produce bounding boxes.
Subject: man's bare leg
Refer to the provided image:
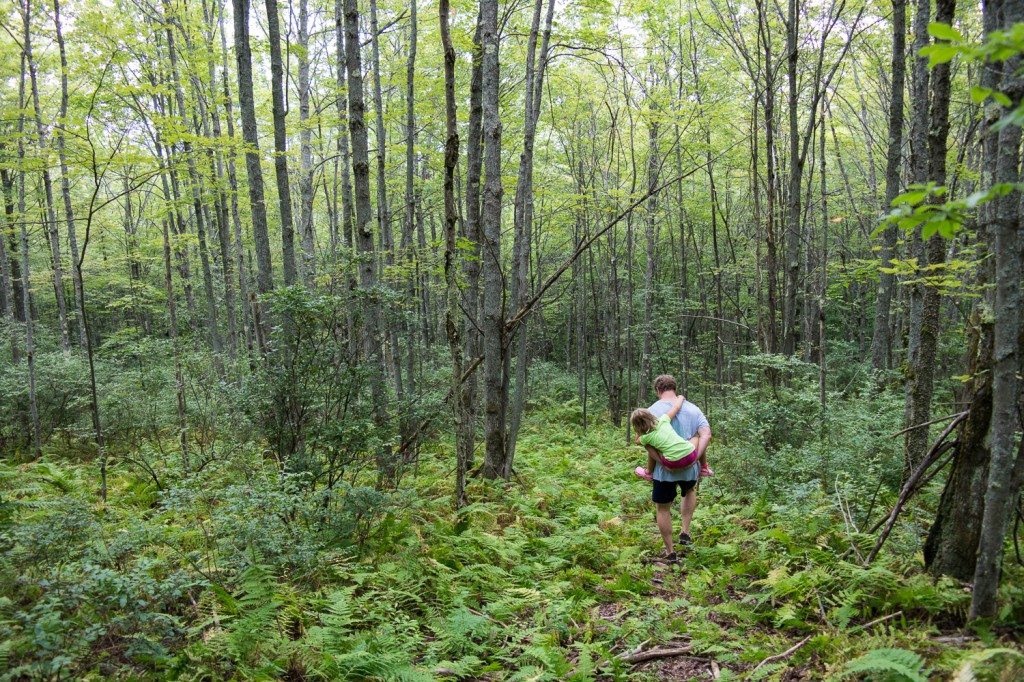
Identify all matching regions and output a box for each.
[656,503,674,555]
[679,488,697,536]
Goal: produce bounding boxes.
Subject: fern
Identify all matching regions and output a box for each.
[844,648,930,682]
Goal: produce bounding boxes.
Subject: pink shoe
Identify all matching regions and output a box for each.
[700,465,715,478]
[634,466,653,481]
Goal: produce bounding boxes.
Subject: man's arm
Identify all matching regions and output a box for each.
[694,425,712,460]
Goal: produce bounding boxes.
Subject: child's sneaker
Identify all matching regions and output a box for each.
[634,466,653,481]
[700,464,715,478]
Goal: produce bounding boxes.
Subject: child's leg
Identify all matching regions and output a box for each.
[692,436,714,475]
[688,436,700,454]
[644,444,659,475]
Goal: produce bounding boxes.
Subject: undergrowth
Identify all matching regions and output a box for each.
[1,373,1022,680]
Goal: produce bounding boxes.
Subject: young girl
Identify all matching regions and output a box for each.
[631,395,700,480]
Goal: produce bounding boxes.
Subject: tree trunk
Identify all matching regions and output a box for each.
[53,0,87,351]
[297,0,316,286]
[161,5,223,363]
[344,0,392,481]
[201,0,239,361]
[219,0,254,354]
[903,0,954,479]
[233,0,274,297]
[1,172,25,324]
[439,0,467,506]
[460,12,485,468]
[15,51,41,457]
[479,0,507,478]
[925,0,1003,584]
[507,0,554,471]
[264,0,298,286]
[869,0,906,378]
[971,0,1024,620]
[367,0,402,403]
[401,0,419,453]
[782,0,801,357]
[0,182,13,322]
[23,0,71,352]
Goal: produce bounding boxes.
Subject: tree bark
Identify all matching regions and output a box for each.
[507,0,554,471]
[439,0,467,506]
[479,0,507,478]
[23,0,71,352]
[869,0,906,379]
[460,12,485,468]
[15,49,41,457]
[219,0,254,353]
[162,4,223,362]
[903,0,954,479]
[264,0,298,286]
[297,0,316,286]
[233,0,274,297]
[926,0,1003,585]
[971,0,1024,620]
[344,0,392,480]
[53,0,87,351]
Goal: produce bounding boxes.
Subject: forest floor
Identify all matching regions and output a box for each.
[393,406,1024,680]
[3,395,1024,679]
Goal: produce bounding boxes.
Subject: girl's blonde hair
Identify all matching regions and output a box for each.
[630,408,658,435]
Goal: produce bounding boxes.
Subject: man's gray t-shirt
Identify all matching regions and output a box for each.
[647,399,709,482]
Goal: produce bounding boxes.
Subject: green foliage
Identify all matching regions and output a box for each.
[1,369,1020,679]
[844,647,930,681]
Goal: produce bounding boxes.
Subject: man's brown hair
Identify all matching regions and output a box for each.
[630,408,658,435]
[653,374,677,395]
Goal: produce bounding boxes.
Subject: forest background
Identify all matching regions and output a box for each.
[1,0,1023,678]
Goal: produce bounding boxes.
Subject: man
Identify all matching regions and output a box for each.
[647,374,712,560]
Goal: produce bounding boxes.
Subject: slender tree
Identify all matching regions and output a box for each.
[232,0,274,297]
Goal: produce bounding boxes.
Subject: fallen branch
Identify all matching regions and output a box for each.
[889,412,967,439]
[748,635,812,676]
[849,610,902,633]
[617,644,694,664]
[865,411,968,564]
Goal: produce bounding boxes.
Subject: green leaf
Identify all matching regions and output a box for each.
[892,189,927,206]
[970,86,993,104]
[921,43,959,66]
[928,22,963,42]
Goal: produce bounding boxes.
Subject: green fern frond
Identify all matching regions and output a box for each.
[844,647,930,682]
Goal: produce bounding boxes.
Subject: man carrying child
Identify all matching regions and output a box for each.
[645,375,713,561]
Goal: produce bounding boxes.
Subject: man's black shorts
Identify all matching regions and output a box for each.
[652,478,697,504]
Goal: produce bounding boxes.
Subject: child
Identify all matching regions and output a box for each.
[631,395,700,480]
